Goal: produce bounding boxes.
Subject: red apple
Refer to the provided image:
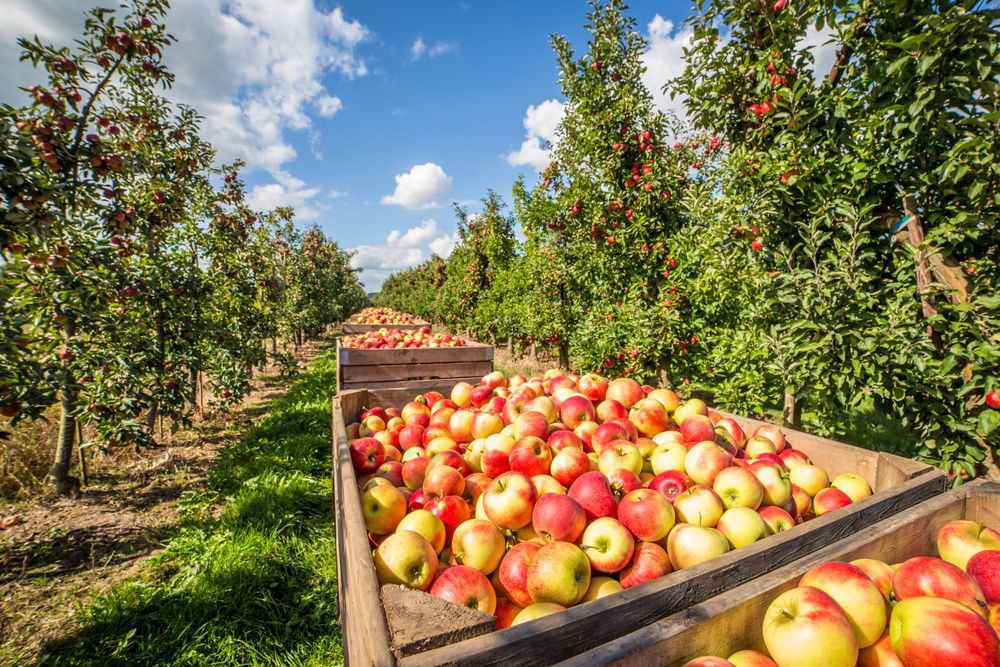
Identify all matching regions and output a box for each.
[778,447,811,469]
[494,597,523,630]
[685,441,732,486]
[532,493,587,543]
[857,631,903,667]
[568,471,619,521]
[579,517,634,573]
[968,550,1000,603]
[618,488,676,542]
[762,586,858,667]
[560,394,596,429]
[498,541,542,607]
[758,505,796,536]
[812,486,853,516]
[606,377,643,410]
[630,398,670,438]
[578,373,609,402]
[425,494,472,543]
[620,541,672,589]
[937,519,1000,570]
[648,470,690,502]
[893,555,988,615]
[727,650,778,667]
[423,464,466,499]
[350,437,385,474]
[550,446,592,488]
[665,523,730,570]
[799,561,889,648]
[482,471,537,530]
[374,530,438,590]
[526,541,591,606]
[680,414,716,444]
[430,564,496,614]
[548,429,584,453]
[890,596,1000,666]
[509,436,553,477]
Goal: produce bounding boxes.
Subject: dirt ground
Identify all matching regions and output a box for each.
[0,339,331,665]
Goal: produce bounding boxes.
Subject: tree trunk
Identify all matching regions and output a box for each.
[900,194,944,355]
[145,235,166,436]
[530,343,538,362]
[558,342,570,371]
[49,317,80,497]
[506,338,513,354]
[783,390,802,429]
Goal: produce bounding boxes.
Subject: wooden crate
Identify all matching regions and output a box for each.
[342,321,429,334]
[559,477,999,667]
[331,391,947,667]
[336,340,493,392]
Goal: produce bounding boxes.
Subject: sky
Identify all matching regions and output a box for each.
[0,1,836,291]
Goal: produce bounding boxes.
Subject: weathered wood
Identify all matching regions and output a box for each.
[332,394,395,667]
[334,392,946,667]
[341,361,494,384]
[557,479,999,667]
[382,585,495,658]
[338,341,493,366]
[337,339,494,393]
[343,321,428,334]
[340,375,491,393]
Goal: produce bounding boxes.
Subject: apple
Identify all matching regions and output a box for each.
[401,446,426,463]
[494,597,523,630]
[469,385,494,409]
[374,460,404,487]
[427,450,470,476]
[450,381,474,408]
[509,436,553,477]
[596,399,628,424]
[568,471,619,521]
[548,429,584,453]
[727,650,778,667]
[560,394,596,429]
[598,442,643,476]
[713,465,765,510]
[685,441,732,486]
[789,484,812,518]
[580,517,635,573]
[515,410,550,439]
[526,540,591,606]
[650,441,688,474]
[591,421,630,453]
[524,396,557,423]
[630,398,670,438]
[680,415,717,444]
[396,509,447,554]
[968,550,1000,603]
[758,505,796,536]
[550,446,592,487]
[890,596,1000,666]
[682,659,736,667]
[648,470,690,502]
[422,464,465,499]
[717,507,769,549]
[750,461,792,507]
[618,488,676,542]
[673,485,725,528]
[532,493,587,543]
[762,586,858,667]
[450,518,507,575]
[359,414,386,437]
[482,471,537,530]
[812,487,853,516]
[799,561,889,648]
[531,474,565,497]
[408,487,429,511]
[580,575,624,603]
[373,530,438,590]
[607,377,643,409]
[511,602,565,626]
[789,464,830,498]
[480,448,511,478]
[448,409,476,444]
[673,398,709,426]
[501,392,531,425]
[606,468,642,497]
[425,495,472,543]
[361,484,407,535]
[778,448,811,469]
[498,541,541,607]
[426,436,460,457]
[647,388,681,415]
[620,541,672,589]
[471,412,504,440]
[857,631,903,667]
[893,555,988,615]
[937,519,1000,571]
[574,421,599,450]
[850,558,895,603]
[350,437,385,474]
[430,564,497,614]
[831,472,873,503]
[666,523,730,570]
[744,435,777,459]
[399,424,426,452]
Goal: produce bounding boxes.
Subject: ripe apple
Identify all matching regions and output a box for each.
[350,437,385,474]
[744,435,777,459]
[788,464,830,498]
[515,410,550,439]
[778,448,811,469]
[968,550,1000,603]
[396,509,446,554]
[799,561,888,648]
[548,429,584,453]
[650,441,688,474]
[526,541,591,606]
[577,373,609,402]
[890,596,1000,666]
[471,412,504,440]
[673,398,708,426]
[579,517,635,573]
[857,631,903,667]
[682,659,736,667]
[666,523,730,570]
[598,442,643,475]
[451,518,506,575]
[813,486,853,516]
[509,436,553,477]
[937,519,1000,570]
[630,398,670,437]
[618,488,676,542]
[450,381,474,408]
[580,575,624,603]
[425,494,472,543]
[647,388,681,414]
[680,414,716,444]
[591,421,630,453]
[374,460,404,487]
[713,465,765,510]
[758,505,796,536]
[607,377,643,409]
[532,492,587,543]
[525,396,557,423]
[717,506,768,549]
[850,558,895,603]
[498,541,541,607]
[568,471,619,521]
[714,418,746,450]
[753,424,787,452]
[892,555,988,615]
[648,470,690,502]
[789,484,812,518]
[373,530,438,590]
[762,586,858,667]
[427,450,470,476]
[727,650,778,667]
[531,474,565,497]
[560,394,596,429]
[426,435,460,457]
[685,441,732,486]
[831,472,873,503]
[511,602,565,626]
[361,484,407,534]
[673,485,725,528]
[483,471,537,530]
[494,597,523,630]
[620,541,672,589]
[550,446,592,487]
[430,564,496,614]
[423,464,465,499]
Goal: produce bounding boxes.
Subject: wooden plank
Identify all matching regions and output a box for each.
[338,341,494,366]
[395,470,945,667]
[556,479,999,667]
[343,322,428,334]
[340,376,489,394]
[342,361,494,384]
[332,391,396,667]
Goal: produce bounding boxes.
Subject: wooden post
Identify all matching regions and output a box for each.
[783,391,802,429]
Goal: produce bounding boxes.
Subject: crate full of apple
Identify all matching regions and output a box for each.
[561,478,1000,667]
[343,307,428,333]
[332,371,945,666]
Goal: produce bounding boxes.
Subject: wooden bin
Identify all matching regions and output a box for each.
[559,477,999,667]
[336,339,493,392]
[331,391,947,667]
[342,321,429,334]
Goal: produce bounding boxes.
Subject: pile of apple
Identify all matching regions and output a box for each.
[341,328,467,350]
[349,307,418,325]
[682,519,1000,667]
[349,370,874,630]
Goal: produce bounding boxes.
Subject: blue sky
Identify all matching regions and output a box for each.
[2,2,823,290]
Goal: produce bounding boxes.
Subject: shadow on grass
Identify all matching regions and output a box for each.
[38,350,344,667]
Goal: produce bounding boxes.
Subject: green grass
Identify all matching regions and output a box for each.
[40,350,343,666]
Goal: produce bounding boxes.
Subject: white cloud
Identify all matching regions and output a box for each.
[316,94,344,117]
[410,36,454,61]
[329,189,349,199]
[506,99,565,171]
[349,218,459,290]
[641,16,695,121]
[246,170,326,220]
[381,163,454,210]
[411,37,426,60]
[800,25,839,81]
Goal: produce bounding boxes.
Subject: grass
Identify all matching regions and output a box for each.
[39,349,343,666]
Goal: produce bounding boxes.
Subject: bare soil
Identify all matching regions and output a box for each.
[0,338,331,665]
